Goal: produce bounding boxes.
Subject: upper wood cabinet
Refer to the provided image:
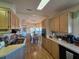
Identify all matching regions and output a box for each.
[50,16,60,32]
[50,18,55,31]
[60,13,68,33]
[0,8,10,29]
[49,11,71,33]
[11,11,16,29]
[11,11,19,29]
[54,16,60,32]
[42,20,46,29]
[16,16,19,28]
[0,8,20,30]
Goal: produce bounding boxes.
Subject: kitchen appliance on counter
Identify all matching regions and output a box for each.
[66,34,76,43]
[55,34,77,43]
[60,34,79,44]
[50,31,79,44]
[74,37,79,46]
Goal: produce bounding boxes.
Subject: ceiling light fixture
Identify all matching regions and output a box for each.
[37,0,50,10]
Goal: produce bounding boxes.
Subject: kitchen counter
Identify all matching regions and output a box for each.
[0,44,22,57]
[47,36,79,54]
[0,38,26,59]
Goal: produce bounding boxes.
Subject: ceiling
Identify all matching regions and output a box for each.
[4,0,79,23]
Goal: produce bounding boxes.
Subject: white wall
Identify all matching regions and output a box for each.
[69,4,79,35]
[72,12,79,35]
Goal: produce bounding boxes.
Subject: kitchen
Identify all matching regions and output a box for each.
[0,0,79,59]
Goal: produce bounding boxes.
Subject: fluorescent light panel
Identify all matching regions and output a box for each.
[37,0,50,10]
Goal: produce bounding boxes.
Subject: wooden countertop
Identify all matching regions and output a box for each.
[0,37,26,57]
[47,36,79,54]
[0,44,23,57]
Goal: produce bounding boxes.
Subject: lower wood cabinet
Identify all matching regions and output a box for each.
[47,39,52,54]
[42,37,47,49]
[51,40,59,59]
[42,37,59,59]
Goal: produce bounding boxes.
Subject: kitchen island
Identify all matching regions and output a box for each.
[0,38,26,59]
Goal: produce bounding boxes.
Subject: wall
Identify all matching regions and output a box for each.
[16,13,30,28]
[0,1,16,13]
[68,12,73,34]
[69,4,79,35]
[72,11,79,35]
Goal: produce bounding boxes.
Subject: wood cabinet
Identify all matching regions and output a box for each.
[51,39,59,59]
[11,11,19,29]
[11,11,16,29]
[49,12,69,33]
[50,16,60,32]
[16,17,19,28]
[0,8,19,30]
[45,38,52,54]
[42,37,49,51]
[60,13,68,33]
[42,20,46,29]
[42,37,59,59]
[50,18,55,31]
[0,8,10,29]
[42,37,46,49]
[54,16,60,32]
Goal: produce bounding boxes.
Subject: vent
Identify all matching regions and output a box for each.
[26,9,32,11]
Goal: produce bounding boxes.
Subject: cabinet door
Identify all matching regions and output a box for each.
[42,37,46,49]
[0,9,9,29]
[42,38,52,54]
[42,20,46,29]
[46,39,52,54]
[3,11,10,29]
[42,37,47,50]
[50,19,55,31]
[11,11,16,29]
[60,13,68,33]
[42,38,59,59]
[16,17,19,29]
[11,11,19,29]
[51,40,59,59]
[54,16,60,32]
